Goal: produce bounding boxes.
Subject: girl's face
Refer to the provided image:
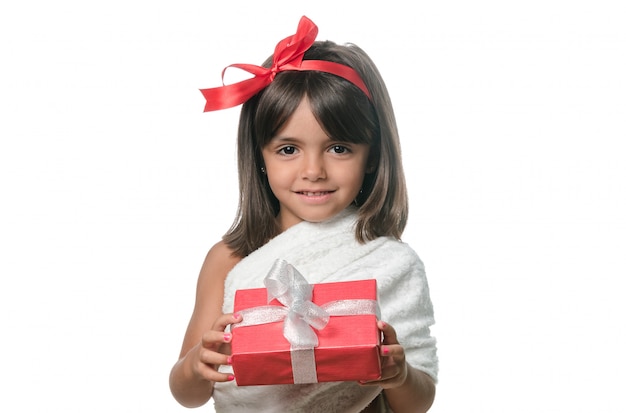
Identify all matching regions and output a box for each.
[261,97,370,231]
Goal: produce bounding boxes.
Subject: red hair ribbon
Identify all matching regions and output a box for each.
[200,16,371,112]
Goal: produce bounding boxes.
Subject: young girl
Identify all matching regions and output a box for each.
[169,16,438,413]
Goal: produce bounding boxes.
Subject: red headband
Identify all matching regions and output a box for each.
[200,16,372,112]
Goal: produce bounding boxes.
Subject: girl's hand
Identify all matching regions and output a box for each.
[188,313,242,383]
[359,320,408,389]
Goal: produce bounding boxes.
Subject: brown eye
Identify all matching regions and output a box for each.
[279,146,296,155]
[330,145,349,154]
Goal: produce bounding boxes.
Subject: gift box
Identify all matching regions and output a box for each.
[231,260,381,386]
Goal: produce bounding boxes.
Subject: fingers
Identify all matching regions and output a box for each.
[358,320,407,388]
[378,320,405,364]
[194,312,243,383]
[378,320,398,345]
[194,348,235,383]
[193,332,235,382]
[212,312,243,332]
[201,312,243,349]
[200,328,233,350]
[359,350,407,388]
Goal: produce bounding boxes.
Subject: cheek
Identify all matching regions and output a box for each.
[265,167,290,191]
[341,168,367,193]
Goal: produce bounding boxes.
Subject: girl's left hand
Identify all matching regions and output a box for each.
[359,320,408,389]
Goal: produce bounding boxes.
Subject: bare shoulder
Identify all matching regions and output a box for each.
[200,240,241,277]
[196,240,241,302]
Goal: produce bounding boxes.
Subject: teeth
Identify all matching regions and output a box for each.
[302,191,327,196]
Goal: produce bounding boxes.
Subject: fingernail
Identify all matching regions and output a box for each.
[227,374,235,381]
[382,346,389,355]
[379,321,387,328]
[223,333,232,342]
[233,313,241,319]
[227,356,233,365]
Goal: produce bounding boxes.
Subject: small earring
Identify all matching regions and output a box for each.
[354,188,364,206]
[260,166,266,174]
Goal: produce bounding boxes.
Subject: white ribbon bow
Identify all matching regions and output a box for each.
[265,259,330,349]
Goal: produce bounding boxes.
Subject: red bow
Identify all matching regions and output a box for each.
[200,16,371,112]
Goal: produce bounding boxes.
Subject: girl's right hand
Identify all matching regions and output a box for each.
[190,312,242,383]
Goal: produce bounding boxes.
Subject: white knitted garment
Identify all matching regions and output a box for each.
[213,207,438,412]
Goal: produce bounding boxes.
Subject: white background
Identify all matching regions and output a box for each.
[1,1,624,412]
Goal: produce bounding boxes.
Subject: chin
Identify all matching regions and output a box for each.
[303,211,341,223]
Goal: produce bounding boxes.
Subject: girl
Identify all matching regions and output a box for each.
[169,16,438,413]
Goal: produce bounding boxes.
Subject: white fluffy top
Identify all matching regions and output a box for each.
[213,207,438,412]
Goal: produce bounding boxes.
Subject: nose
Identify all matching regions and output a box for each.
[301,153,326,181]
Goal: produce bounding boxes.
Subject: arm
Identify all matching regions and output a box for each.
[169,241,241,408]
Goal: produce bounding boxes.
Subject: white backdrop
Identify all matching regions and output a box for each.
[1,1,625,412]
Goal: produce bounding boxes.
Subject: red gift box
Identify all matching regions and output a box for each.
[231,277,381,386]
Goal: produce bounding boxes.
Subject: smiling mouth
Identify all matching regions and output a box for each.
[297,191,333,196]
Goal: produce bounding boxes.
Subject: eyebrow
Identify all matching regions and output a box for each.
[270,135,298,142]
[270,135,346,144]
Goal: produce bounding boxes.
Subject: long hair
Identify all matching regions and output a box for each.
[223,40,408,257]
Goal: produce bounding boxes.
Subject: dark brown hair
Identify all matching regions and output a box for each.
[223,40,408,257]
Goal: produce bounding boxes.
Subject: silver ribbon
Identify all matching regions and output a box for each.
[234,259,379,384]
